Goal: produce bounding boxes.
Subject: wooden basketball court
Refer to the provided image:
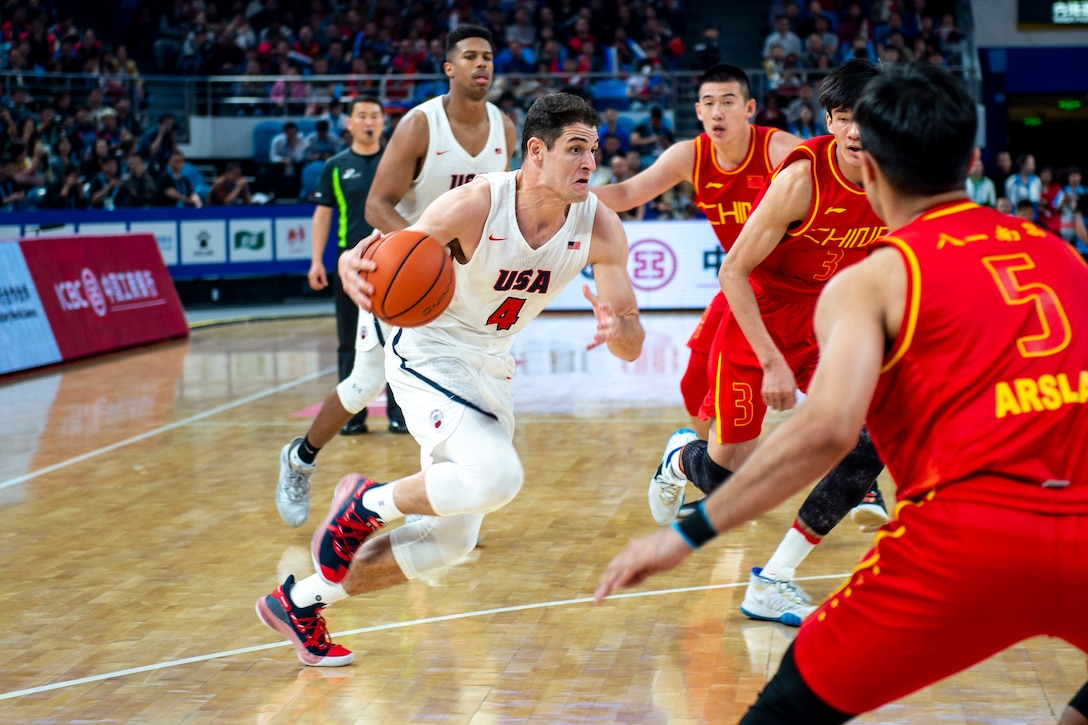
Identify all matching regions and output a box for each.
[0,311,1081,723]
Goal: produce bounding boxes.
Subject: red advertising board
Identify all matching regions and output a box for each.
[19,233,189,361]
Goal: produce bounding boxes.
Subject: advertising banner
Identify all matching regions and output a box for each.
[0,241,62,374]
[18,233,189,363]
[548,220,723,311]
[180,220,228,264]
[274,217,313,261]
[129,221,180,266]
[228,218,275,262]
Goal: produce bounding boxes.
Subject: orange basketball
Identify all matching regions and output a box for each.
[362,230,455,328]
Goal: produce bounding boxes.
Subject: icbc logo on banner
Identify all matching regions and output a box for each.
[21,234,188,361]
[55,268,162,317]
[627,238,677,291]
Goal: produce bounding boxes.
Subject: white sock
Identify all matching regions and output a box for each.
[362,481,404,522]
[761,524,819,581]
[290,573,348,609]
[668,447,685,479]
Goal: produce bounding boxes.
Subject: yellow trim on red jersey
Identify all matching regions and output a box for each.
[713,352,725,445]
[760,127,778,170]
[825,139,867,197]
[692,135,703,191]
[707,125,757,177]
[815,489,937,621]
[879,236,922,373]
[783,143,821,238]
[920,201,978,220]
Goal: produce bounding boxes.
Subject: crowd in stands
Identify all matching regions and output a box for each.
[0,0,1084,250]
[758,0,967,140]
[965,151,1088,260]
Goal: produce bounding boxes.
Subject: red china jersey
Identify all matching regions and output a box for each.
[750,136,886,299]
[692,125,781,252]
[868,201,1088,505]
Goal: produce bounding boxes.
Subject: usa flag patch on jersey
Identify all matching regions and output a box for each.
[567,240,581,250]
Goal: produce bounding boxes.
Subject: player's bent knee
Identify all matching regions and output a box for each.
[390,514,483,582]
[464,452,523,512]
[425,449,524,515]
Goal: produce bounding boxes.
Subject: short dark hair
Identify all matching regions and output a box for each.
[445,24,492,59]
[521,92,600,158]
[1015,199,1034,212]
[283,121,298,132]
[853,62,976,196]
[697,63,752,101]
[346,94,382,115]
[818,58,879,113]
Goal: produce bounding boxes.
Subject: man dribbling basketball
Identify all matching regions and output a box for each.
[256,93,645,667]
[274,24,517,533]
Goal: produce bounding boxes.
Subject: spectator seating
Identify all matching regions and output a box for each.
[251,119,317,164]
[299,160,324,202]
[591,79,631,111]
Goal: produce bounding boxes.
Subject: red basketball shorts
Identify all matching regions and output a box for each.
[699,292,818,442]
[794,477,1088,715]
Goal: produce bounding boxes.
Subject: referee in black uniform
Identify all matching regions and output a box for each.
[308,95,405,434]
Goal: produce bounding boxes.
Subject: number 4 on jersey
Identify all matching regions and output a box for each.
[486,297,527,331]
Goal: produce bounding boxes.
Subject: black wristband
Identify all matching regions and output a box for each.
[672,500,718,549]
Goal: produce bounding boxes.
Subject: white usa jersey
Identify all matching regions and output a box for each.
[395,96,508,225]
[389,172,595,415]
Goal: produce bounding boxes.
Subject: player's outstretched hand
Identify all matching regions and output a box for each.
[338,230,382,311]
[584,284,617,351]
[594,528,694,603]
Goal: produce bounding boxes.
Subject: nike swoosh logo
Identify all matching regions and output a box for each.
[436,150,450,155]
[705,182,723,188]
[825,207,847,214]
[488,234,507,241]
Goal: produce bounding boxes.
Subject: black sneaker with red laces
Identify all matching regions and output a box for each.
[311,473,387,584]
[255,574,353,666]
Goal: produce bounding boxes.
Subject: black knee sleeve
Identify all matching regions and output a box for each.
[798,427,885,537]
[680,439,733,495]
[739,643,854,725]
[1071,681,1088,717]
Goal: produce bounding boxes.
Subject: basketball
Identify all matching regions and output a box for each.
[362,230,455,328]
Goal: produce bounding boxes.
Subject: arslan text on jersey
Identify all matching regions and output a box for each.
[994,369,1088,418]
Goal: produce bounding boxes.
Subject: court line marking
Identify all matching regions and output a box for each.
[0,573,849,702]
[0,366,337,492]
